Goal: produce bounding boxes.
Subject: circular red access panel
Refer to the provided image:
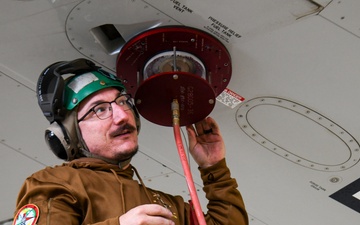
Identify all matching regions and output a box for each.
[116,26,232,126]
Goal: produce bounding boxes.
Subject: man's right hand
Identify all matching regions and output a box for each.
[119,204,175,225]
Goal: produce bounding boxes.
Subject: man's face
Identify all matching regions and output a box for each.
[77,88,138,161]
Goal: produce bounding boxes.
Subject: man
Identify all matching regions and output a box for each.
[13,59,248,225]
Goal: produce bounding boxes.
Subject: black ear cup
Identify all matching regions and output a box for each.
[44,110,79,161]
[44,122,70,160]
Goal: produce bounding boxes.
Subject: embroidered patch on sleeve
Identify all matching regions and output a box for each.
[13,204,39,225]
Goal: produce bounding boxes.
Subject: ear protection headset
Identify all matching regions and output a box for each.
[37,58,140,160]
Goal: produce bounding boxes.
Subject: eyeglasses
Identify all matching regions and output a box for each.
[78,94,132,122]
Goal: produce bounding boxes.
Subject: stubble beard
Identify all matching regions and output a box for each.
[115,144,139,162]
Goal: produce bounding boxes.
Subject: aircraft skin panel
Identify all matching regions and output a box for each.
[0,73,63,166]
[1,0,360,224]
[236,96,360,172]
[214,11,360,225]
[320,0,360,37]
[65,0,329,69]
[0,1,82,89]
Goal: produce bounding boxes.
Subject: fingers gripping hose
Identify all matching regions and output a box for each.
[172,99,206,225]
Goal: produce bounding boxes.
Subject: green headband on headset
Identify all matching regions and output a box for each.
[64,70,126,110]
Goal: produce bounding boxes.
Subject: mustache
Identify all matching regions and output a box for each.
[110,123,137,137]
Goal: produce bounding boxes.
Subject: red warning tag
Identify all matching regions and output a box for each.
[216,88,245,109]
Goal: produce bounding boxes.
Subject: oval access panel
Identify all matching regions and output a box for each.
[236,97,360,171]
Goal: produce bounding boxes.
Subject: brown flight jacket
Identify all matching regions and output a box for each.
[14,157,248,225]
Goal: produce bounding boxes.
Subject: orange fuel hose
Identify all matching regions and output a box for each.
[172,99,206,225]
